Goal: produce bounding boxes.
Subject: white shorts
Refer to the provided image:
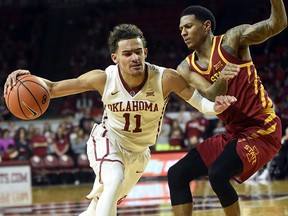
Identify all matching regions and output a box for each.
[86,124,150,202]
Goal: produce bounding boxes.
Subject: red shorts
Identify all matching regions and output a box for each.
[196,114,282,183]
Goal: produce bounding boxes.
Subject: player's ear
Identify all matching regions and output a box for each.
[111,53,118,64]
[203,20,211,32]
[144,48,148,58]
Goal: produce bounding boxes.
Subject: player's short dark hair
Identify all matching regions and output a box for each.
[108,24,147,53]
[180,5,216,33]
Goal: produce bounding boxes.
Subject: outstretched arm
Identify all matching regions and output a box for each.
[239,0,287,46]
[163,69,237,115]
[223,0,287,56]
[177,61,239,101]
[4,69,106,98]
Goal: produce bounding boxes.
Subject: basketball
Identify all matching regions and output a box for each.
[4,74,50,120]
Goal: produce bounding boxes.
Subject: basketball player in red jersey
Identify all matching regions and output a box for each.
[168,0,287,215]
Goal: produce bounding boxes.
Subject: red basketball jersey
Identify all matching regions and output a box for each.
[185,35,277,136]
[186,35,282,183]
[186,35,282,182]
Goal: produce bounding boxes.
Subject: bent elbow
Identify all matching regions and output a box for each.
[278,16,288,31]
[282,18,288,29]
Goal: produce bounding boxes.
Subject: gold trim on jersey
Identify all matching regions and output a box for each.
[215,34,253,67]
[255,122,277,137]
[186,37,217,75]
[264,110,277,125]
[217,35,254,68]
[239,122,277,141]
[260,83,266,108]
[217,35,273,110]
[238,109,277,142]
[185,56,190,66]
[255,69,273,109]
[267,98,273,108]
[253,68,258,94]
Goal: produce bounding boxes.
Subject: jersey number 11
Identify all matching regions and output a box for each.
[122,113,142,133]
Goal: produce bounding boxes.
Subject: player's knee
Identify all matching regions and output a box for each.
[108,173,124,186]
[102,167,124,187]
[167,164,179,185]
[168,164,194,205]
[208,164,228,189]
[168,163,189,187]
[209,165,239,207]
[208,164,220,179]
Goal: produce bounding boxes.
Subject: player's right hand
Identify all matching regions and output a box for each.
[219,63,240,81]
[4,69,30,96]
[214,95,237,114]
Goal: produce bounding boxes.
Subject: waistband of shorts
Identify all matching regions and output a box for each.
[91,123,107,138]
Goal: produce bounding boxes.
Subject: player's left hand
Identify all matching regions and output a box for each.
[214,95,237,114]
[4,69,30,96]
[219,63,240,81]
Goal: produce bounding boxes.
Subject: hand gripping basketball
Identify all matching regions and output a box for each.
[4,74,50,120]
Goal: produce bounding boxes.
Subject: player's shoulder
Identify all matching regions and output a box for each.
[80,69,105,79]
[177,58,194,79]
[105,65,117,73]
[80,69,106,87]
[145,62,179,82]
[145,62,166,73]
[223,24,251,41]
[102,65,119,80]
[162,68,181,80]
[178,58,191,70]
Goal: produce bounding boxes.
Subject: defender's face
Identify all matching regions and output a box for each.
[179,15,209,50]
[111,38,147,77]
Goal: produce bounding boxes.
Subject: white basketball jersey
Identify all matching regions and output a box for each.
[101,63,168,152]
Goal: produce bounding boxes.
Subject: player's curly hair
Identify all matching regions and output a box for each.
[108,24,147,54]
[180,5,216,33]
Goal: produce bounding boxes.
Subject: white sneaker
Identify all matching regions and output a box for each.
[257,169,270,180]
[247,171,259,181]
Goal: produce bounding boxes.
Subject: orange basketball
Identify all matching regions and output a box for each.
[4,74,50,120]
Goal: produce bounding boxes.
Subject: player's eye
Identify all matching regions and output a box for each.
[123,52,132,56]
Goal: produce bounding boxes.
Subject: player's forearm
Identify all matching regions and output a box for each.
[186,90,218,116]
[204,79,228,101]
[269,0,287,33]
[41,78,88,99]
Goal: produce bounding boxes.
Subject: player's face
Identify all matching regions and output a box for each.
[179,15,209,50]
[111,38,147,77]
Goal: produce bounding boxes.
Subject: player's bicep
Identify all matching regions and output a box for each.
[240,0,287,46]
[189,72,211,96]
[44,78,86,98]
[78,69,106,93]
[163,69,195,100]
[47,69,105,98]
[177,61,191,83]
[239,22,277,46]
[177,62,210,95]
[227,21,280,48]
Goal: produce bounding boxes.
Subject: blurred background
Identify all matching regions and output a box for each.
[0,0,288,214]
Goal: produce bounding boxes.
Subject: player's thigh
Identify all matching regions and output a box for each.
[121,151,150,195]
[101,161,125,184]
[234,135,281,182]
[195,133,227,168]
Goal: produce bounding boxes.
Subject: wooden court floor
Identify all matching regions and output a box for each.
[1,179,288,216]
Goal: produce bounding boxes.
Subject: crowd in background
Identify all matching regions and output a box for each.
[0,0,288,182]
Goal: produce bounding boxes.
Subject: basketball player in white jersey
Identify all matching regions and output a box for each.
[4,24,239,216]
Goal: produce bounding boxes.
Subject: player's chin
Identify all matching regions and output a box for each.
[130,67,143,76]
[186,42,195,50]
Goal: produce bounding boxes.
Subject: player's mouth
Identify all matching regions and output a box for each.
[131,64,142,69]
[184,38,191,44]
